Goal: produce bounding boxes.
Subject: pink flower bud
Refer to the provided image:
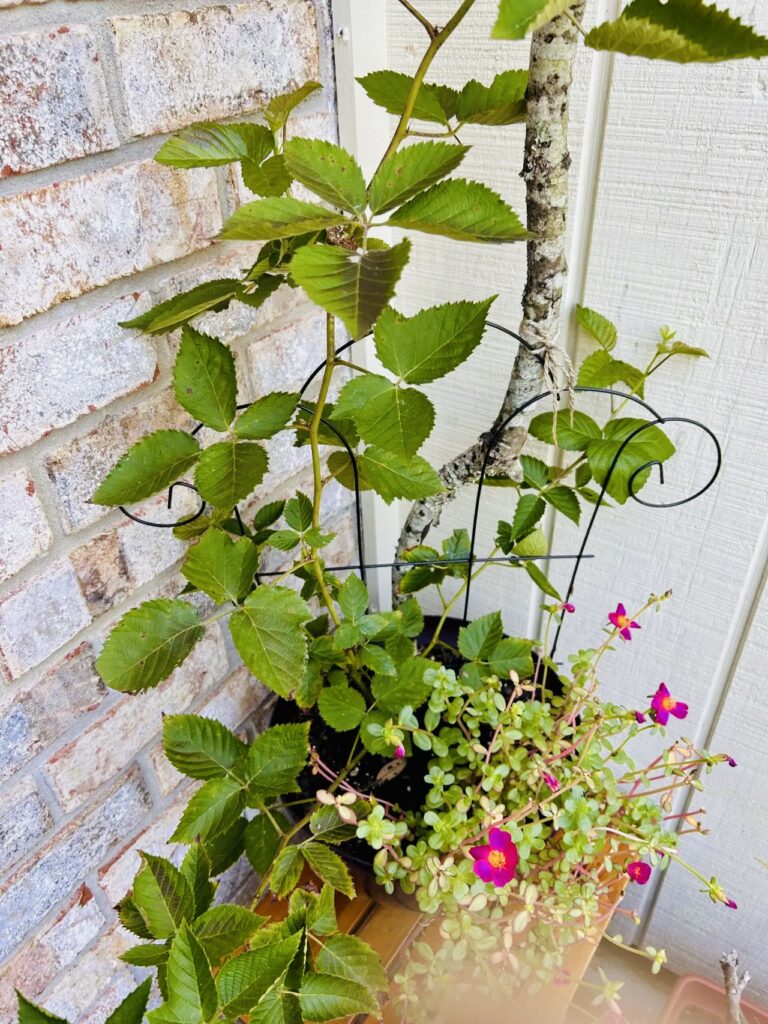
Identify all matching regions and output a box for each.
[394,744,406,759]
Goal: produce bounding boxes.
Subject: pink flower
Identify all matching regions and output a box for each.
[541,771,560,793]
[650,682,688,726]
[634,711,647,724]
[720,754,737,768]
[562,602,576,614]
[470,827,519,887]
[627,861,652,885]
[726,898,738,910]
[393,744,406,759]
[608,603,641,641]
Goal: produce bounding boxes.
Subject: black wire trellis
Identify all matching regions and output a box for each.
[119,322,722,660]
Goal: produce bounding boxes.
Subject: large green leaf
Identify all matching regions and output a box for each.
[117,895,154,940]
[374,297,494,383]
[236,722,310,798]
[529,410,602,451]
[576,349,644,396]
[132,853,195,940]
[371,657,432,713]
[487,636,535,678]
[182,529,259,604]
[104,979,152,1024]
[220,197,347,241]
[192,905,266,964]
[575,305,617,351]
[334,375,434,457]
[235,392,298,440]
[388,179,530,242]
[173,327,237,431]
[492,0,574,38]
[121,279,244,335]
[265,81,322,130]
[289,240,411,339]
[230,589,312,697]
[357,70,458,123]
[195,440,268,508]
[299,974,378,1021]
[244,811,289,875]
[16,995,69,1024]
[203,817,247,876]
[301,844,355,899]
[156,122,273,168]
[458,611,504,661]
[368,142,469,215]
[163,713,247,780]
[96,599,204,693]
[242,153,292,197]
[456,70,528,125]
[586,0,768,61]
[316,934,388,993]
[171,777,246,843]
[587,417,675,503]
[93,430,200,506]
[543,485,581,524]
[317,685,366,732]
[337,574,368,623]
[269,845,304,897]
[216,933,302,1015]
[180,844,216,917]
[150,923,217,1024]
[358,447,443,504]
[283,139,366,213]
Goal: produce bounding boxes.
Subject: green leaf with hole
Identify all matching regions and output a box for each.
[302,844,355,899]
[317,685,366,732]
[93,430,200,506]
[300,974,378,1021]
[334,375,434,457]
[245,811,289,875]
[237,722,310,799]
[121,279,245,335]
[221,197,347,241]
[492,0,575,38]
[235,392,298,440]
[290,240,411,339]
[456,70,528,125]
[529,410,602,451]
[374,297,494,384]
[182,529,259,604]
[576,305,618,351]
[389,179,529,242]
[195,440,268,508]
[96,599,204,693]
[586,0,768,61]
[587,417,675,503]
[132,853,195,939]
[357,447,443,504]
[316,933,388,993]
[544,485,581,524]
[163,713,247,780]
[156,121,274,168]
[192,905,266,964]
[265,81,322,130]
[369,141,469,215]
[171,777,246,843]
[284,139,366,213]
[357,70,457,123]
[230,589,312,698]
[173,326,237,431]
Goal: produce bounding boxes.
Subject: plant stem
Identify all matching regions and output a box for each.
[394,0,437,38]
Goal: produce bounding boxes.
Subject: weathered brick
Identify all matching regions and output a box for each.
[0,770,151,961]
[0,643,105,784]
[0,471,53,582]
[246,309,328,398]
[110,2,320,137]
[0,26,118,177]
[41,925,133,1021]
[0,886,104,1018]
[0,293,157,454]
[0,777,53,874]
[44,390,192,534]
[46,626,228,811]
[70,530,132,617]
[0,161,221,326]
[0,561,91,678]
[118,493,193,587]
[77,972,139,1024]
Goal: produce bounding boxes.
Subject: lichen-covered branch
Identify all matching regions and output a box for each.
[393,4,585,600]
[720,950,750,1024]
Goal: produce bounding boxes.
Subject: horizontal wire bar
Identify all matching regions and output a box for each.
[255,553,594,577]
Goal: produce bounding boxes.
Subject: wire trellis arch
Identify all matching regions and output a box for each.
[118,322,723,661]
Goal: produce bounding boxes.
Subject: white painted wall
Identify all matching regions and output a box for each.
[333,0,768,999]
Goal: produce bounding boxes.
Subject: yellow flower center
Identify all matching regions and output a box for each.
[661,696,676,711]
[616,614,630,629]
[488,850,507,869]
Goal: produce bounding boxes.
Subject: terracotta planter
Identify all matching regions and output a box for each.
[660,975,768,1024]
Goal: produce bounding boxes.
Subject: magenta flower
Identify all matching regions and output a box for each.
[393,744,406,759]
[650,682,688,726]
[541,771,560,793]
[720,754,737,768]
[470,827,519,887]
[726,898,738,910]
[634,711,647,724]
[562,602,576,614]
[627,861,652,885]
[608,603,640,640]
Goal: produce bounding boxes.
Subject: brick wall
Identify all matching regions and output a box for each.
[0,2,351,1018]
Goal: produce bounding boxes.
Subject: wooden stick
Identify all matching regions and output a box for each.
[720,950,750,1024]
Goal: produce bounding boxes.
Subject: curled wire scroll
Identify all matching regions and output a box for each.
[117,324,722,658]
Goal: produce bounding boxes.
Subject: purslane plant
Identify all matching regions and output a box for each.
[15,0,768,1021]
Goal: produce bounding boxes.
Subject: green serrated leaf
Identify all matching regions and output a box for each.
[587,417,675,503]
[16,994,69,1024]
[182,529,259,604]
[299,974,378,1021]
[371,657,432,713]
[309,805,357,845]
[236,392,298,440]
[374,297,494,385]
[173,327,237,431]
[193,905,266,964]
[520,454,549,489]
[487,636,535,678]
[120,944,169,967]
[133,853,195,939]
[245,811,290,875]
[203,817,247,876]
[171,777,246,843]
[265,81,322,130]
[217,933,302,1016]
[283,139,366,213]
[524,561,562,600]
[284,492,313,532]
[195,440,268,508]
[152,922,217,1024]
[337,573,368,623]
[543,485,581,524]
[512,494,546,540]
[117,895,155,939]
[357,70,456,124]
[93,430,200,506]
[237,722,310,799]
[316,933,388,993]
[334,374,434,457]
[585,0,768,61]
[180,843,216,917]
[513,527,548,558]
[456,69,528,124]
[96,599,204,693]
[270,846,304,897]
[529,410,602,451]
[576,305,618,350]
[492,0,574,38]
[254,500,287,531]
[230,589,312,698]
[163,713,247,780]
[357,447,443,504]
[458,611,504,661]
[368,142,469,215]
[221,197,347,241]
[104,979,153,1024]
[290,240,411,339]
[301,844,355,898]
[242,153,292,197]
[121,279,244,335]
[156,122,273,168]
[317,685,366,732]
[576,349,644,396]
[389,179,529,242]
